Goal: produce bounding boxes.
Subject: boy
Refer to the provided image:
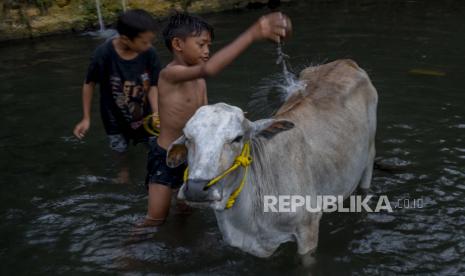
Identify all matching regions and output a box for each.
[144,12,291,225]
[73,9,162,183]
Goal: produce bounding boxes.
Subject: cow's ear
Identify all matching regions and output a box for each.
[166,135,187,168]
[248,119,295,139]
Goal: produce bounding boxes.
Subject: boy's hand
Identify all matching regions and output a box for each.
[73,118,90,139]
[252,12,292,42]
[151,113,160,129]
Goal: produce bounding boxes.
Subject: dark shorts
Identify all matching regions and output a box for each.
[145,138,187,190]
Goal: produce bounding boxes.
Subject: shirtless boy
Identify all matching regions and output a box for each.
[144,12,291,225]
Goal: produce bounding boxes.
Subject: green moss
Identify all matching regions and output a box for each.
[1,0,285,41]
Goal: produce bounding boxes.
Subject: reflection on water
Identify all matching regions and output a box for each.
[1,0,464,274]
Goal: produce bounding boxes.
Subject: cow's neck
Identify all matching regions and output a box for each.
[213,139,278,252]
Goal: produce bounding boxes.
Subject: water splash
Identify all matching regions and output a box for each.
[275,42,292,83]
[95,0,105,32]
[81,0,120,38]
[82,28,118,39]
[121,0,128,12]
[77,175,110,184]
[275,42,306,99]
[248,43,307,118]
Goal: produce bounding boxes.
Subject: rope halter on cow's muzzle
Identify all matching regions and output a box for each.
[183,141,252,209]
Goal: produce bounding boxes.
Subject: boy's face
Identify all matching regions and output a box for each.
[177,31,212,65]
[123,31,155,53]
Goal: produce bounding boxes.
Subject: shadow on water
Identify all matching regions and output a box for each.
[1,0,465,274]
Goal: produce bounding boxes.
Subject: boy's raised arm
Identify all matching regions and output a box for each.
[161,12,291,84]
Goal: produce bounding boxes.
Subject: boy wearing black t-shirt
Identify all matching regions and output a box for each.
[73,9,161,183]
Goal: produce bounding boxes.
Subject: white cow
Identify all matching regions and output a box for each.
[166,59,378,257]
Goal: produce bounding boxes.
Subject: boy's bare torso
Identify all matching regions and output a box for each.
[154,12,290,151]
[157,68,207,149]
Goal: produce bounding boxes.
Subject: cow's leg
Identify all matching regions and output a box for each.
[296,212,322,255]
[360,144,375,190]
[296,212,322,267]
[300,250,317,267]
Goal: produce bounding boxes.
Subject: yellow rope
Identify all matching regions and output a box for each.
[183,142,252,209]
[143,113,160,136]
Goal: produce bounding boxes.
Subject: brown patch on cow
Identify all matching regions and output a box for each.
[167,144,187,168]
[259,120,295,139]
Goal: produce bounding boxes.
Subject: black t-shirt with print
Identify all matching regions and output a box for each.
[85,38,162,139]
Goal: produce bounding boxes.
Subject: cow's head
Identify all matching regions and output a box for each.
[167,103,294,210]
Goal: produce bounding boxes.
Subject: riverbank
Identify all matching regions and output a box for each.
[0,0,288,42]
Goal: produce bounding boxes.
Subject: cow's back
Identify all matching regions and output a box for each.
[276,59,377,116]
[269,59,378,198]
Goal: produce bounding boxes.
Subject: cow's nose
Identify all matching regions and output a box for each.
[184,179,220,202]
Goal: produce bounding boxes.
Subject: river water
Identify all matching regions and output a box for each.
[1,0,464,274]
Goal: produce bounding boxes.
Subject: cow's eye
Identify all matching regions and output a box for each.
[232,135,243,143]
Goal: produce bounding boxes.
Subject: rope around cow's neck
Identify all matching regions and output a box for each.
[183,141,252,209]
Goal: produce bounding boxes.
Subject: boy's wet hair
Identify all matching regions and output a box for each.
[163,12,214,52]
[116,9,157,40]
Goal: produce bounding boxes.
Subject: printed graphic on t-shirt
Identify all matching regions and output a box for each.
[110,71,150,129]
